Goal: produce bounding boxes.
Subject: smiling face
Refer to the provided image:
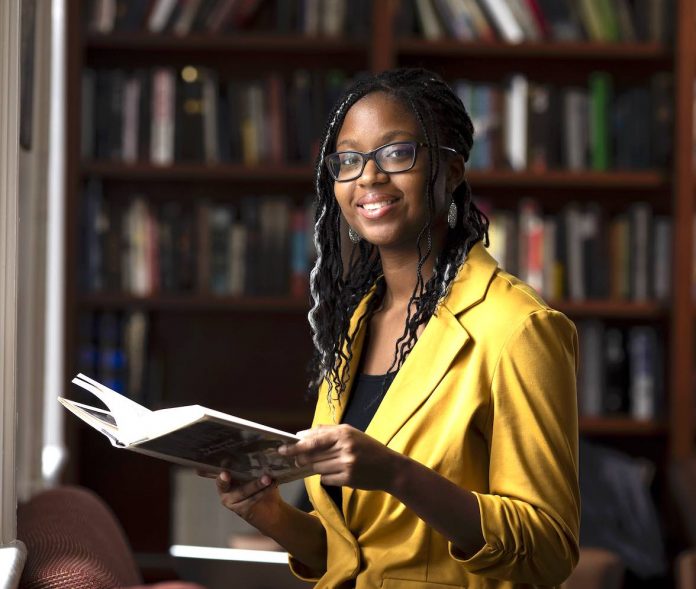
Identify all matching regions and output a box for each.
[331,91,454,253]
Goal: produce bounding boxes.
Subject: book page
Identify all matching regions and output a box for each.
[73,373,152,422]
[133,415,309,483]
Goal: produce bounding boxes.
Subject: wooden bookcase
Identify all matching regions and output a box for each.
[63,0,696,568]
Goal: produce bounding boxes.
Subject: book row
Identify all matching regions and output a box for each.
[576,320,663,420]
[398,0,674,44]
[86,0,371,38]
[82,66,672,172]
[459,73,672,172]
[82,67,349,166]
[479,199,672,303]
[76,310,150,402]
[81,181,316,298]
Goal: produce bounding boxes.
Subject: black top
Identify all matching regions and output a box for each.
[324,367,397,513]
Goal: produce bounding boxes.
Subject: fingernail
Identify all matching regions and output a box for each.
[278,445,287,455]
[261,475,271,486]
[220,471,230,482]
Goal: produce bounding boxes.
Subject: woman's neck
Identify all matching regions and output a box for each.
[377,231,444,313]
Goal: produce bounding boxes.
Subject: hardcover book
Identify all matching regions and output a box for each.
[60,373,311,483]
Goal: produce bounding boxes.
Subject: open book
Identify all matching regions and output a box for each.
[59,374,312,483]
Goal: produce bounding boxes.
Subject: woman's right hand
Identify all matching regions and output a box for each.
[215,472,284,530]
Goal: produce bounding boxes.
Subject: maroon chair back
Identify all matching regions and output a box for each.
[17,486,143,589]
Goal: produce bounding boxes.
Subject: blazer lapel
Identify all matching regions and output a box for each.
[364,305,470,447]
[364,241,498,447]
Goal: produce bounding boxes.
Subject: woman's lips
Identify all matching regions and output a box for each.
[356,197,400,219]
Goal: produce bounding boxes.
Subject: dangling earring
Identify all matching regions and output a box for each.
[348,226,361,243]
[447,200,457,229]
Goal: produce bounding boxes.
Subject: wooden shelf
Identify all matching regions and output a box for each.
[85,32,367,54]
[580,416,668,436]
[552,300,667,319]
[78,293,666,319]
[397,40,673,62]
[467,170,669,190]
[82,162,669,191]
[82,161,315,182]
[77,293,310,312]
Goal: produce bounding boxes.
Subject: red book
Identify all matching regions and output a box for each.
[523,0,552,39]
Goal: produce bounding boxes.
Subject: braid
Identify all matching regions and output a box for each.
[307,68,489,409]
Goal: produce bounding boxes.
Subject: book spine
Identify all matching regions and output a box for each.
[150,67,176,165]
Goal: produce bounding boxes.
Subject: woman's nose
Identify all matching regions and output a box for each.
[357,158,387,185]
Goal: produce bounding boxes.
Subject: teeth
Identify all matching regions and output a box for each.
[362,199,395,211]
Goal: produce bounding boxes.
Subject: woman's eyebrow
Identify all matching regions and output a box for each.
[335,130,419,150]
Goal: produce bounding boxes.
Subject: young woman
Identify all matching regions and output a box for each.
[214,68,580,589]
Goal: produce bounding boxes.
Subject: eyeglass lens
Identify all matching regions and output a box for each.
[327,142,417,181]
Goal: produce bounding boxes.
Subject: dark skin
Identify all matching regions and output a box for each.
[212,92,485,576]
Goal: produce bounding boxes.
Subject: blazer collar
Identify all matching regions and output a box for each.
[312,241,498,429]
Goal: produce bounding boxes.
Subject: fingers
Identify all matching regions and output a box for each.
[216,472,273,504]
[280,425,345,458]
[196,468,219,479]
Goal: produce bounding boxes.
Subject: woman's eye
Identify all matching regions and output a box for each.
[383,146,412,160]
[340,154,361,167]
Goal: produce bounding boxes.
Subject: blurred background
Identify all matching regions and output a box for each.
[4,0,696,588]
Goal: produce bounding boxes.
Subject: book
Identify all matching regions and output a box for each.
[60,373,312,483]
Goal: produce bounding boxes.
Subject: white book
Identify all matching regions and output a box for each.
[150,68,176,165]
[504,0,541,40]
[94,0,117,34]
[504,74,528,171]
[478,0,524,42]
[60,374,311,483]
[148,0,178,33]
[321,0,347,36]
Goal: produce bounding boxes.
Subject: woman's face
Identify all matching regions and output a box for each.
[332,91,454,252]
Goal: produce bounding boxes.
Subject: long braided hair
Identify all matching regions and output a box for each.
[307,68,489,410]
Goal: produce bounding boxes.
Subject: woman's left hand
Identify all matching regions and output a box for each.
[278,424,404,492]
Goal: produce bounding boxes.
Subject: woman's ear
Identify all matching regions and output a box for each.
[446,154,466,194]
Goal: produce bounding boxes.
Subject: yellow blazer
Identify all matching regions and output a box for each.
[289,242,580,589]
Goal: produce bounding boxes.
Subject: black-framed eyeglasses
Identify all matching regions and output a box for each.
[324,141,458,182]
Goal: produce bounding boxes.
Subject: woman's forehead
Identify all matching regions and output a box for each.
[337,92,419,143]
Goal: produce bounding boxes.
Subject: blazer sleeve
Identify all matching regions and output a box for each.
[449,308,581,586]
[287,509,325,582]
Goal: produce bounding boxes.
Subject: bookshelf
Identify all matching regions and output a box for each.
[64,0,696,572]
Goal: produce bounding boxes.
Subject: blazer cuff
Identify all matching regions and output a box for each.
[288,553,324,583]
[447,491,504,569]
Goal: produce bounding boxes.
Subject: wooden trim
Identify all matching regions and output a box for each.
[370,0,398,72]
[81,163,669,191]
[670,0,696,460]
[579,417,668,437]
[77,294,310,312]
[85,33,366,53]
[0,0,21,547]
